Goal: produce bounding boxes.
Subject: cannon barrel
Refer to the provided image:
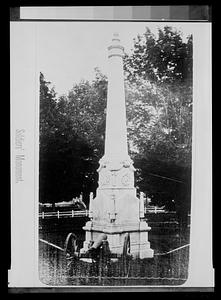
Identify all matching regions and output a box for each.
[90,233,107,249]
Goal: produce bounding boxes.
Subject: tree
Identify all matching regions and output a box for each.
[124,26,192,85]
[65,69,107,156]
[39,71,107,205]
[39,72,58,138]
[39,72,61,203]
[124,26,192,225]
[59,70,108,200]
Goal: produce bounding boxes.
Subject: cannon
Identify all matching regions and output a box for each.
[64,232,132,277]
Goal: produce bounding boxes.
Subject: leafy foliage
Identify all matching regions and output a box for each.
[124,26,193,220]
[124,26,192,84]
[39,71,107,205]
[126,79,192,167]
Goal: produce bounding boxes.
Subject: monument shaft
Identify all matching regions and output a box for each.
[105,35,128,161]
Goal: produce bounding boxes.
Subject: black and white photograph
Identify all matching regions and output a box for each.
[9,6,213,291]
[37,21,193,286]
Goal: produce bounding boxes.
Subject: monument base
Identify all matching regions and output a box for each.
[81,220,154,259]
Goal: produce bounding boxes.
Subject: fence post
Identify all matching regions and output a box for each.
[154,206,157,214]
[42,211,44,219]
[139,192,145,219]
[57,211,60,219]
[89,192,93,219]
[72,210,74,217]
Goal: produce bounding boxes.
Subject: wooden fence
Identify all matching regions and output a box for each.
[39,207,175,220]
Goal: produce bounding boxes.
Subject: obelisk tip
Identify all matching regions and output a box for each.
[112,32,120,41]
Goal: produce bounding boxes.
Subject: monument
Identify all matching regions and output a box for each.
[81,33,154,259]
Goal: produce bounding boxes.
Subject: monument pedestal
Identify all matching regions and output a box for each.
[82,219,154,259]
[81,157,154,259]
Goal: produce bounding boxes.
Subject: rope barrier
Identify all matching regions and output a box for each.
[39,238,64,252]
[39,237,190,257]
[154,244,190,256]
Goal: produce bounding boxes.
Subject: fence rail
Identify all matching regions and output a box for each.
[39,210,89,219]
[39,208,181,220]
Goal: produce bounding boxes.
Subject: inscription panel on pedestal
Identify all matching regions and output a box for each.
[121,173,131,186]
[99,169,111,187]
[99,167,134,189]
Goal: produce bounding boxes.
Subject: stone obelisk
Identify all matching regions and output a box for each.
[81,33,154,258]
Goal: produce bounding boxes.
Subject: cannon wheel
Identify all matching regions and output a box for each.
[64,232,78,258]
[64,233,79,276]
[122,233,131,276]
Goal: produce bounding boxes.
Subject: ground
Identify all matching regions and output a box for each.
[39,213,190,286]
